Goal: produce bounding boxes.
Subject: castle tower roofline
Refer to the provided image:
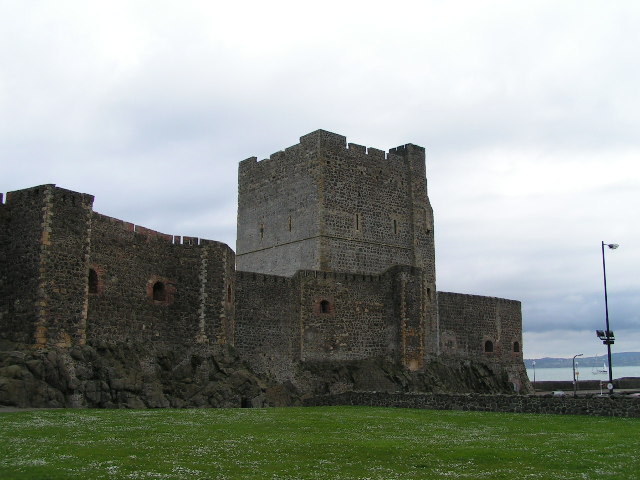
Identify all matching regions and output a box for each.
[299,129,347,149]
[239,131,426,173]
[389,143,426,156]
[238,130,350,171]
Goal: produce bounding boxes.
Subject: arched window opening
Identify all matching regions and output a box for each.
[513,341,520,353]
[393,219,397,234]
[227,285,232,303]
[153,281,166,301]
[484,340,494,353]
[320,300,330,314]
[88,268,99,294]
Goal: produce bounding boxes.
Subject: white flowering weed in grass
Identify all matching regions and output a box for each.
[0,407,638,479]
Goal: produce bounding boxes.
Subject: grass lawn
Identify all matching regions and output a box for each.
[0,406,639,479]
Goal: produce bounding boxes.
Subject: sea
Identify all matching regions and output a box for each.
[526,365,640,382]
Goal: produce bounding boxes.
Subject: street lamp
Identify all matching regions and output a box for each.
[573,353,583,397]
[532,360,536,388]
[596,241,619,395]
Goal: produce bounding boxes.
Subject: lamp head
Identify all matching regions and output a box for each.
[607,243,619,249]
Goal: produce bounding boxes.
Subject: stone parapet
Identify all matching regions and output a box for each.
[304,391,640,417]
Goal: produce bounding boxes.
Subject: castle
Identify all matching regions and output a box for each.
[0,130,529,405]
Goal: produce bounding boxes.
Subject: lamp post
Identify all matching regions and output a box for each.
[532,360,536,389]
[573,353,583,397]
[596,241,619,395]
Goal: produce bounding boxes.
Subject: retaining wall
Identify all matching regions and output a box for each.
[304,391,640,417]
[533,377,640,392]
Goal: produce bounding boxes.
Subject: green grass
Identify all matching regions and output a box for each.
[0,407,639,479]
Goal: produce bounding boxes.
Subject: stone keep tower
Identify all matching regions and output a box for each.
[237,130,435,280]
[236,130,438,367]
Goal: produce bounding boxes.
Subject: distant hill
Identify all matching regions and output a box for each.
[524,352,640,369]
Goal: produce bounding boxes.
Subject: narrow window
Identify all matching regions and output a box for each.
[513,341,520,353]
[320,300,330,314]
[153,282,166,301]
[260,223,264,239]
[88,268,99,294]
[288,216,292,232]
[227,285,232,303]
[484,340,494,353]
[393,219,398,234]
[355,214,360,231]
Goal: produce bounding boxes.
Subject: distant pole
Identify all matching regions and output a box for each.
[600,242,619,395]
[532,360,536,388]
[573,354,583,397]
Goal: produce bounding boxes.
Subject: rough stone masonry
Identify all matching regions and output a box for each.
[0,130,531,408]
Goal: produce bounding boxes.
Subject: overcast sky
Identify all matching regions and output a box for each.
[2,1,638,360]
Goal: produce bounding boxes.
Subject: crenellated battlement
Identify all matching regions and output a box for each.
[91,212,222,248]
[4,184,95,206]
[239,130,426,176]
[2,184,230,251]
[388,143,426,157]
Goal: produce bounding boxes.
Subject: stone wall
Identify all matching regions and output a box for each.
[0,193,6,331]
[438,291,523,364]
[236,141,321,276]
[234,271,299,382]
[297,270,397,363]
[0,187,44,344]
[235,130,439,362]
[0,185,235,350]
[42,186,94,347]
[236,130,436,283]
[305,391,640,418]
[534,377,640,391]
[87,213,235,348]
[234,266,435,384]
[0,185,94,346]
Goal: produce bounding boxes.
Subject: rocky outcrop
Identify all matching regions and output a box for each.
[0,341,268,408]
[0,341,531,409]
[295,357,530,396]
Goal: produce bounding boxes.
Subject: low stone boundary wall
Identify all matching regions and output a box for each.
[304,392,640,417]
[533,377,640,392]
